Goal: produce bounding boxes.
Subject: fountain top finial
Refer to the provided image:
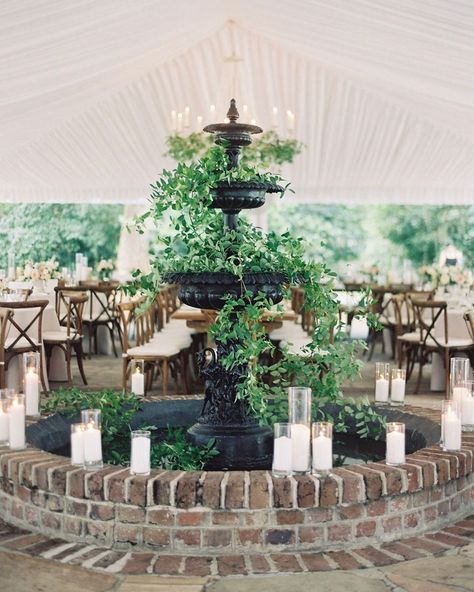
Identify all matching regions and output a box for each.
[203,99,262,138]
[227,99,239,123]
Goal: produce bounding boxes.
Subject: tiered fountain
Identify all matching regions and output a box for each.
[167,99,285,469]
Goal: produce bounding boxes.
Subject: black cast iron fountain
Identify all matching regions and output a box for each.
[167,99,285,469]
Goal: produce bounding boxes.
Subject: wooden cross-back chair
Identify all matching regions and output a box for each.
[44,291,88,386]
[411,300,474,394]
[0,300,49,391]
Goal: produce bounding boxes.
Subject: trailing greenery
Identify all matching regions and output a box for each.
[43,389,218,470]
[165,130,302,169]
[0,204,123,270]
[128,139,386,441]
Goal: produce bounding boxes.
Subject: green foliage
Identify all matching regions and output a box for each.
[43,389,218,470]
[165,130,302,169]
[375,205,474,268]
[0,204,123,269]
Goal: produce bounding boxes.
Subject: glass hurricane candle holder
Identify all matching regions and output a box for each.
[70,423,86,466]
[83,421,103,470]
[81,408,101,428]
[386,422,405,465]
[8,394,25,450]
[0,391,11,446]
[390,368,406,406]
[441,400,461,451]
[450,357,471,399]
[130,430,151,476]
[288,387,311,475]
[312,422,333,476]
[23,352,40,416]
[375,363,390,404]
[130,359,145,396]
[459,381,474,432]
[272,423,292,477]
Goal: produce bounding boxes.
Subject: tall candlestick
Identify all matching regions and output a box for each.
[386,422,405,465]
[130,430,151,475]
[8,395,25,450]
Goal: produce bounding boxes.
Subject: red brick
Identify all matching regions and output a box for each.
[353,546,395,566]
[411,489,429,507]
[3,533,46,550]
[237,528,262,546]
[174,529,200,547]
[425,532,469,547]
[319,476,338,507]
[438,500,450,517]
[90,502,114,521]
[298,525,323,544]
[356,520,377,538]
[405,457,436,488]
[217,555,247,576]
[404,511,421,529]
[212,511,239,525]
[184,556,214,577]
[147,508,175,526]
[424,506,438,522]
[367,499,386,516]
[118,505,145,523]
[175,472,201,509]
[122,553,154,575]
[265,529,295,545]
[103,469,129,502]
[128,475,149,507]
[203,528,232,547]
[398,463,422,492]
[177,511,207,527]
[24,505,40,527]
[142,527,170,547]
[382,515,401,534]
[294,475,316,507]
[42,512,61,530]
[272,476,293,508]
[201,472,224,509]
[344,466,382,500]
[85,521,110,539]
[35,460,68,490]
[327,550,364,570]
[417,453,449,484]
[249,471,270,509]
[402,536,447,554]
[381,541,424,560]
[66,499,89,517]
[153,555,182,574]
[225,472,246,509]
[276,509,304,525]
[305,507,333,523]
[300,553,332,571]
[68,469,87,498]
[374,464,404,495]
[249,555,272,573]
[153,471,182,505]
[328,523,352,542]
[443,525,474,538]
[63,516,83,536]
[115,524,139,543]
[332,468,365,503]
[14,484,31,502]
[270,553,302,572]
[50,465,77,495]
[338,504,363,520]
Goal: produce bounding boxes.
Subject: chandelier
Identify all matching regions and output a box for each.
[169,22,295,136]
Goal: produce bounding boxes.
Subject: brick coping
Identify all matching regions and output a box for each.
[0,516,472,576]
[0,404,473,554]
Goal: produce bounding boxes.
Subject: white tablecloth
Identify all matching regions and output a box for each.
[4,304,67,391]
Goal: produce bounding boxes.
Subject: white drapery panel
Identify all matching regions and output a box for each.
[0,1,473,204]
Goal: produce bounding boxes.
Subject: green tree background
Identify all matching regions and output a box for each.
[0,204,123,269]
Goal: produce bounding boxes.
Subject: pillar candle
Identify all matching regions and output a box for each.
[131,435,151,475]
[386,429,405,464]
[273,436,292,472]
[375,378,389,402]
[131,368,145,395]
[461,397,474,426]
[312,434,332,472]
[25,369,39,416]
[70,427,85,465]
[452,386,469,402]
[0,406,8,443]
[291,424,310,472]
[443,408,461,450]
[83,424,102,463]
[8,397,25,449]
[391,377,406,403]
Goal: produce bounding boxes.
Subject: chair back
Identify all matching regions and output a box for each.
[411,300,448,347]
[62,292,88,338]
[464,311,474,342]
[0,300,49,352]
[118,299,148,352]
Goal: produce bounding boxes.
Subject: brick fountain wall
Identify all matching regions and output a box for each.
[0,406,473,556]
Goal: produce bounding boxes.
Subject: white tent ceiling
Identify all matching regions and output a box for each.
[1,0,474,204]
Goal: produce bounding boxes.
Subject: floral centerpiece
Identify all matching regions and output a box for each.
[418,265,473,290]
[17,259,59,282]
[96,259,114,280]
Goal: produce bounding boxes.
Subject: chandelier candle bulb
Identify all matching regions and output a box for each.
[272,423,292,477]
[287,109,295,132]
[184,106,190,127]
[177,112,183,133]
[196,115,203,131]
[209,104,216,119]
[70,423,86,465]
[130,430,151,476]
[390,368,406,405]
[171,110,177,132]
[242,104,248,122]
[386,422,405,465]
[312,422,333,476]
[271,106,278,128]
[83,422,103,470]
[8,394,25,450]
[131,360,145,395]
[442,400,462,451]
[288,387,312,474]
[375,363,390,404]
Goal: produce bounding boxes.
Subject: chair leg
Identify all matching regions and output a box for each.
[109,324,118,358]
[66,343,73,387]
[87,324,92,359]
[444,348,450,396]
[161,360,169,396]
[38,349,49,394]
[74,342,88,385]
[414,349,425,394]
[122,358,129,391]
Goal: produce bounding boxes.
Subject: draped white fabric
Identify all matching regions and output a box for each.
[0,0,473,204]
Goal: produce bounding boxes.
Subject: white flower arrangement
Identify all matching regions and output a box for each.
[18,259,59,281]
[96,259,114,273]
[419,265,473,288]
